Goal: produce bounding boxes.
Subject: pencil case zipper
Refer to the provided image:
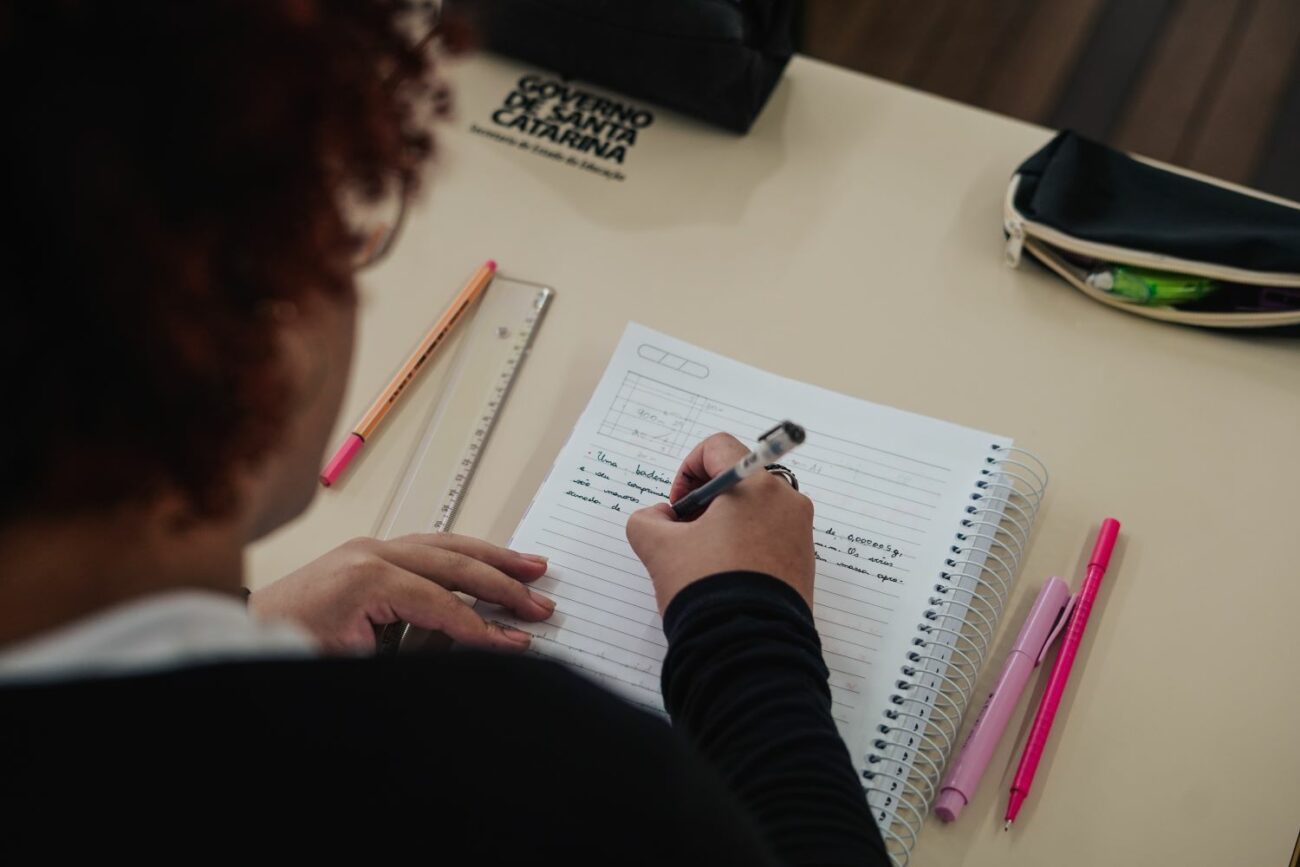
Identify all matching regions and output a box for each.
[1003,174,1300,288]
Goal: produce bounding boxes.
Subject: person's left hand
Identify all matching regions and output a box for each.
[248,534,553,653]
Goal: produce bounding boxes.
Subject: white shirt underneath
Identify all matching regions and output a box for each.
[0,590,318,684]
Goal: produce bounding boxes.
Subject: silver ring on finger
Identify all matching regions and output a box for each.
[764,463,799,491]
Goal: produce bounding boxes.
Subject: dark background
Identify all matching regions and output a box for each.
[801,0,1300,201]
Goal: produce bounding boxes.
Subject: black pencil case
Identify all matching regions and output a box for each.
[444,0,795,133]
[1005,131,1300,328]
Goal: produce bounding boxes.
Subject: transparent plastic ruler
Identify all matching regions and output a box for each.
[374,274,554,653]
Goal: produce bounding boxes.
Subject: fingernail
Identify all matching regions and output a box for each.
[518,553,548,565]
[529,589,557,613]
[501,625,532,644]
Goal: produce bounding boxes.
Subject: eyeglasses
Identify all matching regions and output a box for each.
[351,174,411,273]
[352,5,441,272]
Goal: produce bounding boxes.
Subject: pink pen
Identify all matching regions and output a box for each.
[933,576,1074,822]
[1005,518,1122,829]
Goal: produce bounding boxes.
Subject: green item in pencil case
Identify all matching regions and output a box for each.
[1085,265,1219,305]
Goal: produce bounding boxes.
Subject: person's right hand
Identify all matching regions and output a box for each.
[626,433,815,614]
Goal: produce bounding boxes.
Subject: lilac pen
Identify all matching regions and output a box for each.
[933,576,1074,822]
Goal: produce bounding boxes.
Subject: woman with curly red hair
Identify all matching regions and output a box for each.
[0,3,884,864]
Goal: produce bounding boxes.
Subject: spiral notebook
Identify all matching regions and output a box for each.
[482,323,1046,866]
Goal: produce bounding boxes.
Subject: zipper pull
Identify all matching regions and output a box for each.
[1004,219,1026,267]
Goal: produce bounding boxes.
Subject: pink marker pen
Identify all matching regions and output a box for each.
[1005,518,1121,829]
[933,576,1075,822]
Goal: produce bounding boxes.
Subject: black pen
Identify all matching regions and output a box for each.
[670,421,806,518]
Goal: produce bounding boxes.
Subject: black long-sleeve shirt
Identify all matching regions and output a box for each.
[0,572,887,864]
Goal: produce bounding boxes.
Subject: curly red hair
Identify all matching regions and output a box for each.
[0,1,448,519]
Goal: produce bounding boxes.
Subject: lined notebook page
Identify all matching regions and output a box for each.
[481,323,1009,760]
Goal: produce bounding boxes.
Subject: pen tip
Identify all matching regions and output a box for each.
[1004,821,1012,831]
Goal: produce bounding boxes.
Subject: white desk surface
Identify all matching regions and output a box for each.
[250,53,1300,867]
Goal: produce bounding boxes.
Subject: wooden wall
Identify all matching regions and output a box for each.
[803,0,1300,200]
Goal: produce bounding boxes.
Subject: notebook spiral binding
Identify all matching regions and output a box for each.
[862,444,1048,866]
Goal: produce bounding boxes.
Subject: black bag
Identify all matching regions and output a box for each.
[445,0,796,133]
[1006,131,1300,328]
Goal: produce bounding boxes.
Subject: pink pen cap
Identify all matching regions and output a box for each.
[933,576,1074,822]
[320,433,365,487]
[1089,517,1121,571]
